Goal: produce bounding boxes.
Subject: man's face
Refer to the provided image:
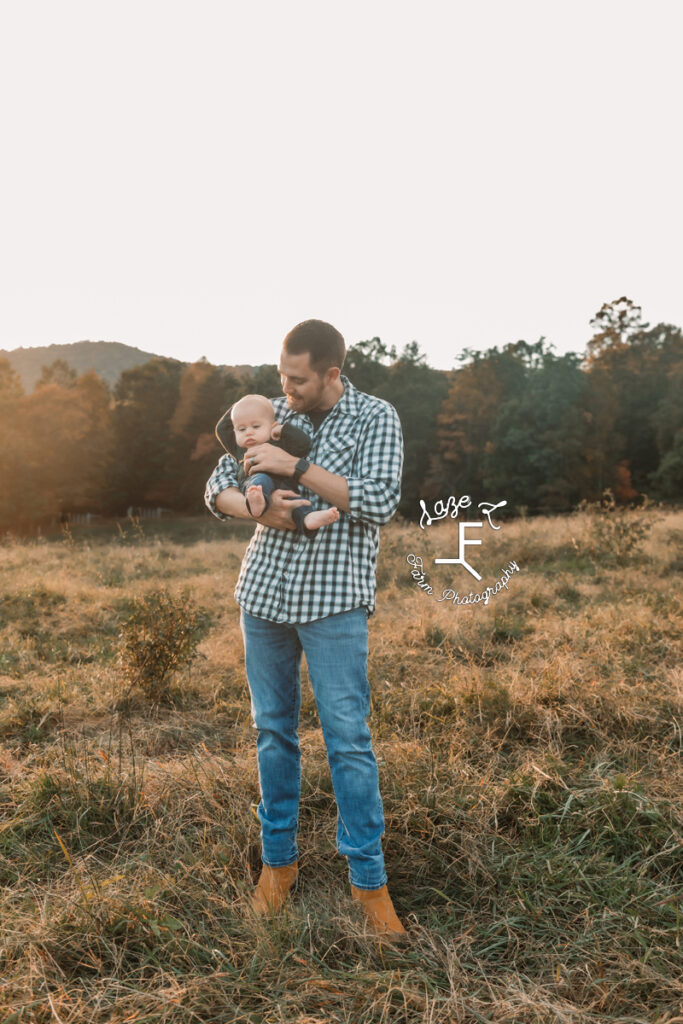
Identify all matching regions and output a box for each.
[278,350,329,413]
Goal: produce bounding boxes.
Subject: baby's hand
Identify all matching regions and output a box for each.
[270,422,283,440]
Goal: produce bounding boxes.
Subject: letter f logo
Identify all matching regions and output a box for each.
[434,522,483,580]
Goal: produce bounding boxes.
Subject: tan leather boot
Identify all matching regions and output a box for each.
[250,861,299,916]
[351,883,409,944]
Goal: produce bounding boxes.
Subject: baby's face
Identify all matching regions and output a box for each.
[231,405,273,448]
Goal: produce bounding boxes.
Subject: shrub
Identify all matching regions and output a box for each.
[117,590,209,703]
[576,488,657,566]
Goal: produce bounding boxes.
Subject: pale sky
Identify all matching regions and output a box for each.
[1,1,681,371]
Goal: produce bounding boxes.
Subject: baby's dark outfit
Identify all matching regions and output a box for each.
[215,413,315,537]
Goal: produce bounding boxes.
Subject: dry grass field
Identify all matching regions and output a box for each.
[0,504,681,1023]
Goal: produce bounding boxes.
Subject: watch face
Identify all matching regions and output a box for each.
[295,459,309,481]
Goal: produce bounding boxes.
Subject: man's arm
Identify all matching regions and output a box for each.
[296,464,351,511]
[205,454,240,522]
[341,403,404,525]
[215,487,309,530]
[205,454,310,530]
[244,402,404,525]
[241,444,352,510]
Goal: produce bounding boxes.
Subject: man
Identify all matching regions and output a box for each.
[205,319,407,943]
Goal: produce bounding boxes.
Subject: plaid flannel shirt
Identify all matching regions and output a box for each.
[204,375,404,623]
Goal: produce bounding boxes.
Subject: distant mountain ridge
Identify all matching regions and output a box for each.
[0,340,261,391]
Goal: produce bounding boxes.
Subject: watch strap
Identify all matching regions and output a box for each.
[292,458,310,484]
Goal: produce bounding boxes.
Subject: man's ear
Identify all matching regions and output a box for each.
[324,366,341,386]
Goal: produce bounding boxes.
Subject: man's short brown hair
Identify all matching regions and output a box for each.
[282,319,346,376]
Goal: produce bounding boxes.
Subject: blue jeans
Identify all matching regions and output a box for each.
[240,607,388,890]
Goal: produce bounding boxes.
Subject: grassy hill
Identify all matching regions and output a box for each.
[0,340,264,391]
[0,340,174,390]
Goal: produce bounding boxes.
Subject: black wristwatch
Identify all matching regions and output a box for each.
[292,458,310,485]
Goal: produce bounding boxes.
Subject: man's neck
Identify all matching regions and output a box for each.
[311,377,345,412]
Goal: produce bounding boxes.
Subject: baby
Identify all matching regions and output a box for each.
[215,394,340,537]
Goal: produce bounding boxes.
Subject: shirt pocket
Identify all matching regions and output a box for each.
[317,433,357,475]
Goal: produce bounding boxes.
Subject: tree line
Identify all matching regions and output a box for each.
[1,297,681,532]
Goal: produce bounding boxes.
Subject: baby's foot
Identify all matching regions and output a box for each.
[303,506,340,531]
[246,485,266,518]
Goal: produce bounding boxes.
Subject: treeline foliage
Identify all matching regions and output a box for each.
[428,301,682,511]
[0,340,169,390]
[1,297,681,530]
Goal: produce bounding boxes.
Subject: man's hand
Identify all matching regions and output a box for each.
[215,485,311,529]
[255,489,311,530]
[244,442,297,477]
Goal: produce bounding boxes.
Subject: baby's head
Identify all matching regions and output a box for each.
[230,394,275,449]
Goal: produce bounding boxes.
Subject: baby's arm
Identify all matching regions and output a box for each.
[279,422,312,458]
[270,422,283,441]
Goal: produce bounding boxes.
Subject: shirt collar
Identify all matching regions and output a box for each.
[325,374,361,421]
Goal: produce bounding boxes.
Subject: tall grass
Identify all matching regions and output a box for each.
[0,507,681,1022]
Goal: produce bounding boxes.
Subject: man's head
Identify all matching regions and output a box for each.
[279,319,346,413]
[230,394,275,449]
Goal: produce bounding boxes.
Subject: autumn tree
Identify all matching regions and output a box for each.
[650,358,683,497]
[105,357,183,512]
[344,338,395,394]
[373,342,449,513]
[250,364,282,397]
[430,343,527,499]
[583,298,683,496]
[0,369,112,528]
[167,359,242,511]
[585,296,646,364]
[0,358,24,402]
[68,370,113,508]
[483,347,591,511]
[35,359,77,390]
[0,359,26,526]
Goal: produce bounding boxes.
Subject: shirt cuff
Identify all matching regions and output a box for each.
[206,491,233,522]
[205,455,239,521]
[345,477,398,525]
